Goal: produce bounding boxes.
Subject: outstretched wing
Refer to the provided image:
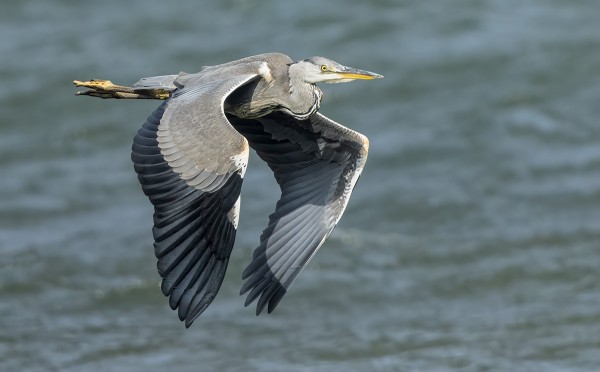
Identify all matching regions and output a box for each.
[131,73,258,327]
[230,111,369,315]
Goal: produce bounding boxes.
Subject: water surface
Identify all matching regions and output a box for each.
[1,1,600,370]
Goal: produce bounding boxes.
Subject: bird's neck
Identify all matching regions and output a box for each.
[286,69,323,120]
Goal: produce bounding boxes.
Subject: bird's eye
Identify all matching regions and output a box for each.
[320,65,328,72]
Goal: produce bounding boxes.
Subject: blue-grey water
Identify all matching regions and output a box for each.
[2,1,600,371]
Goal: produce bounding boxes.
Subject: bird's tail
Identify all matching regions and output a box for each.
[133,74,180,91]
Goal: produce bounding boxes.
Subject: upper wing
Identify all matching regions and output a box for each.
[131,72,258,327]
[230,111,369,315]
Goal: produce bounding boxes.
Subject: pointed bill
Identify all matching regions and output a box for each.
[336,67,383,80]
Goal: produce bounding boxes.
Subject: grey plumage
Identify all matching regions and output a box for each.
[76,52,382,327]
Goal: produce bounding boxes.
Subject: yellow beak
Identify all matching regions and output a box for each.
[336,68,383,80]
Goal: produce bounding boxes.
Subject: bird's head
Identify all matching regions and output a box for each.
[290,56,383,84]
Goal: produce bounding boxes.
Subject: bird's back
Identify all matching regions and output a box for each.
[134,53,295,119]
[202,53,296,119]
[199,53,292,76]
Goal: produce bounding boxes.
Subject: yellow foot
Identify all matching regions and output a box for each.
[74,79,138,99]
[74,79,120,90]
[73,79,170,100]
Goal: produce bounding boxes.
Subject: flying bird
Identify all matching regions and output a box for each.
[74,53,382,327]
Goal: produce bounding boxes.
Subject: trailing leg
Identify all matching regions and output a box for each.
[74,79,170,100]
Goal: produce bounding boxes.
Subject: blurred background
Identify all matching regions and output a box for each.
[1,1,599,370]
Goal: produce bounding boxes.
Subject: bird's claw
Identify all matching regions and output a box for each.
[74,79,117,91]
[75,90,120,99]
[73,79,131,98]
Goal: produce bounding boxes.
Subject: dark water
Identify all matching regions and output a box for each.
[2,1,600,370]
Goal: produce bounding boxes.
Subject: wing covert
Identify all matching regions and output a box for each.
[157,73,258,192]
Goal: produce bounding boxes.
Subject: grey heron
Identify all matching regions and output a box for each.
[74,53,383,327]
